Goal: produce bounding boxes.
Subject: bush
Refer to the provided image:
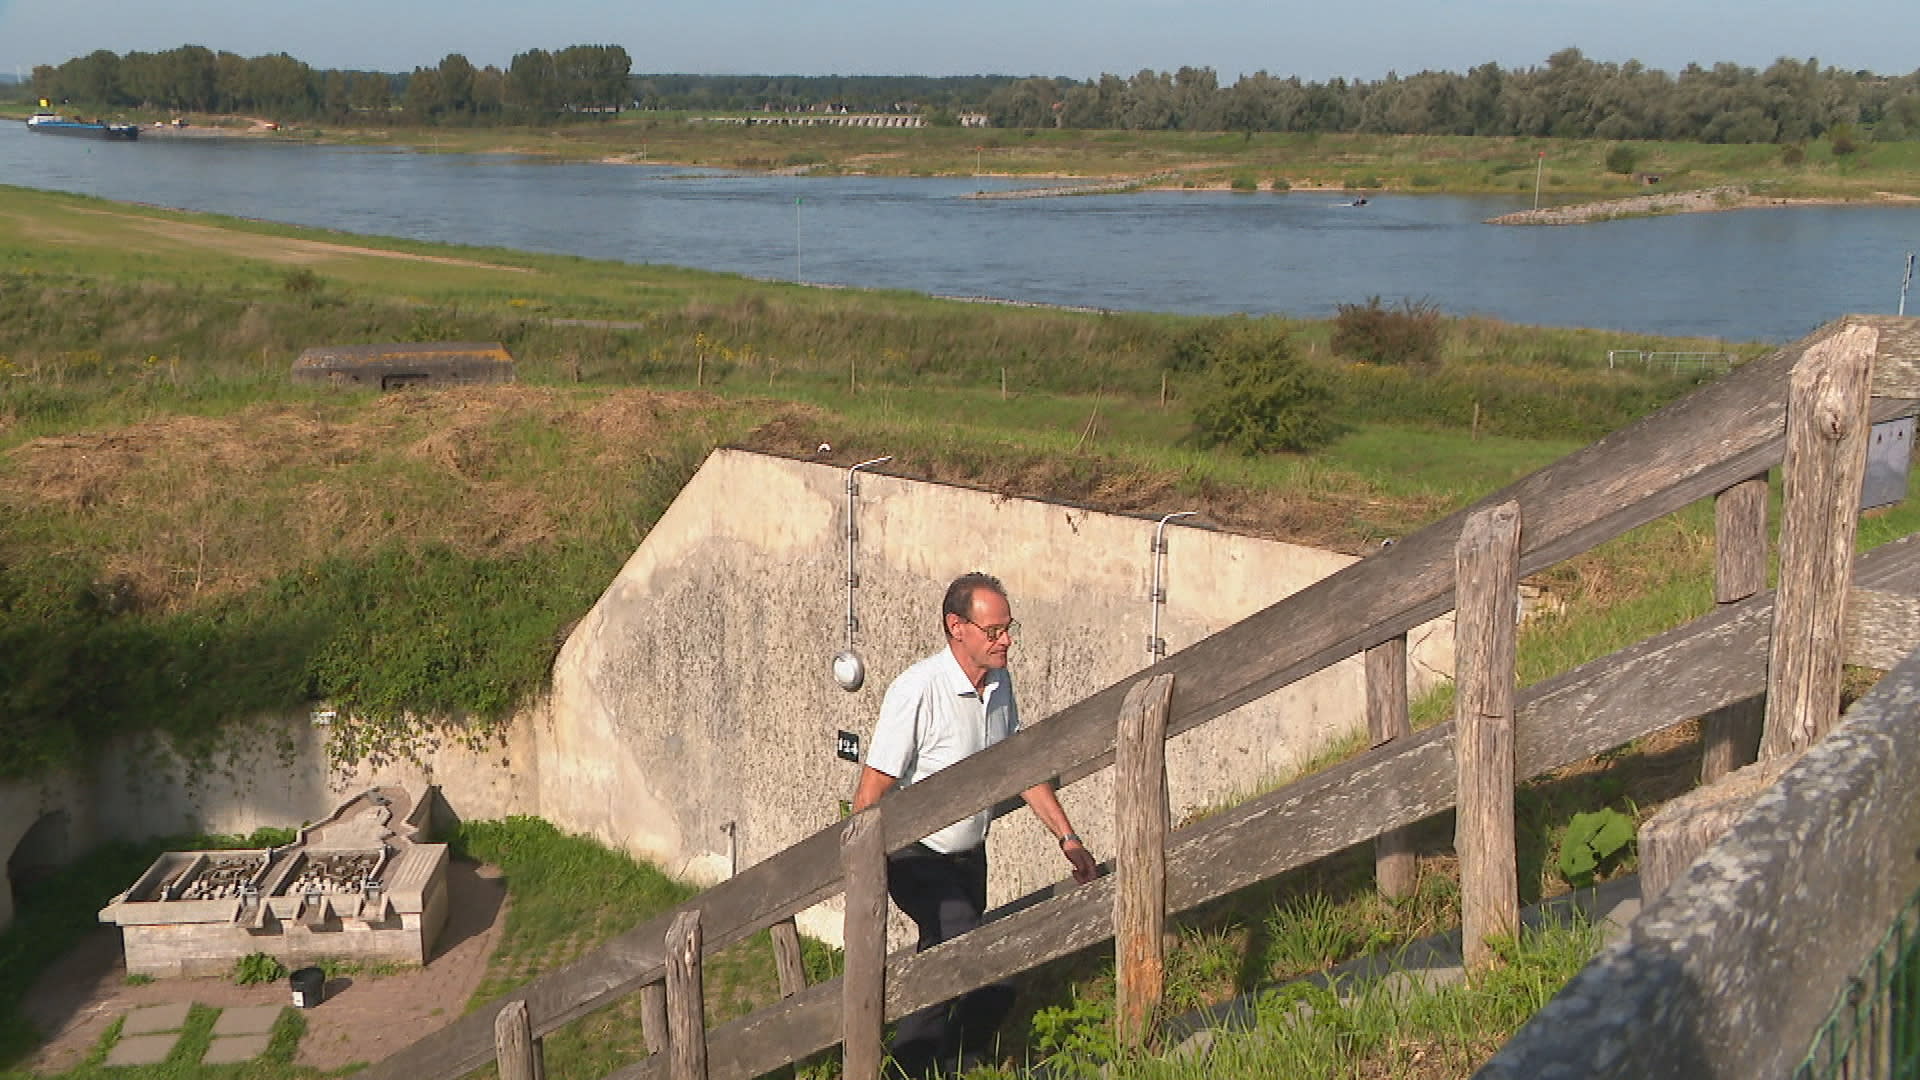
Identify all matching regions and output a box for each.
[232,951,287,985]
[1229,174,1258,192]
[1187,323,1343,455]
[1830,123,1858,157]
[1268,177,1291,192]
[1331,296,1445,369]
[1782,142,1807,166]
[1604,144,1640,175]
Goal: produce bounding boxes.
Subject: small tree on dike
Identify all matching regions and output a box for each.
[1331,296,1445,369]
[1188,324,1343,455]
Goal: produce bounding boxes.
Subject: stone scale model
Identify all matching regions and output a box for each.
[98,785,450,978]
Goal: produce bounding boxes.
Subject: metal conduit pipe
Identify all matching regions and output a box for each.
[834,456,893,691]
[1147,511,1197,660]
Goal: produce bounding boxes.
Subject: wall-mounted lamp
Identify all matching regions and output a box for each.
[834,456,893,691]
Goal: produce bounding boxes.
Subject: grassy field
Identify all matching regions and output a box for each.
[0,181,1908,1077]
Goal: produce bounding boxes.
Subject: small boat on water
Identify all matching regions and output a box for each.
[27,111,139,140]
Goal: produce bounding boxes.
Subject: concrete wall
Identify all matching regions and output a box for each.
[0,714,533,935]
[2,449,1452,947]
[544,449,1452,941]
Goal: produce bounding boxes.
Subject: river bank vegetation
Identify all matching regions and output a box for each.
[18,45,1920,147]
[10,46,1920,207]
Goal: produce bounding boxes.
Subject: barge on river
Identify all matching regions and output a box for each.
[27,111,139,140]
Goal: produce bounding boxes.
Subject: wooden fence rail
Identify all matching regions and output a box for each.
[360,316,1920,1080]
[601,536,1920,1080]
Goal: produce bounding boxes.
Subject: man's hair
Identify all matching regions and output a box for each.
[942,572,1007,638]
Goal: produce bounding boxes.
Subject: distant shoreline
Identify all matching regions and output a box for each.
[1486,184,1920,225]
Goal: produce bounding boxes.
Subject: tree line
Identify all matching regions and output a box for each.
[984,49,1920,143]
[29,44,632,122]
[28,44,1920,143]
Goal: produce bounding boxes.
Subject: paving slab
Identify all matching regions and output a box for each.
[120,1002,193,1035]
[212,1004,285,1036]
[104,1033,179,1067]
[203,1034,274,1064]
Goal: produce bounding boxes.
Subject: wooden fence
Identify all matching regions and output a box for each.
[1474,641,1920,1079]
[364,315,1920,1080]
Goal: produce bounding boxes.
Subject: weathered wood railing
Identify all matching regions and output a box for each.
[364,315,1920,1080]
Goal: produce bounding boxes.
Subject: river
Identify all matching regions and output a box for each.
[4,120,1916,342]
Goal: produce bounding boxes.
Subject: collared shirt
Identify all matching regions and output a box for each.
[865,646,1019,853]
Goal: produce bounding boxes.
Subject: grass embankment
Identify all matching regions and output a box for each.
[1,184,1903,1076]
[0,182,1760,778]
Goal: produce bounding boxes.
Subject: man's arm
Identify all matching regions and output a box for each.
[851,766,898,813]
[1021,781,1098,884]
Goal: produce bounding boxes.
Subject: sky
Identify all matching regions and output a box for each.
[1,0,1913,84]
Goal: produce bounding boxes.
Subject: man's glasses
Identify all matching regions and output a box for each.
[966,619,1020,642]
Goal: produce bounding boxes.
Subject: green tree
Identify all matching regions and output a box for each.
[1604,143,1640,174]
[1187,323,1342,455]
[436,53,476,118]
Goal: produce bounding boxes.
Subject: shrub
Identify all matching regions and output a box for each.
[1163,321,1228,373]
[1268,176,1291,192]
[1331,296,1445,369]
[1604,144,1640,175]
[1782,142,1807,166]
[1229,174,1258,192]
[1187,323,1343,455]
[232,951,287,985]
[1830,123,1858,157]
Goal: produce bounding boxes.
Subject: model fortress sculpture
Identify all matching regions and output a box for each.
[98,786,449,978]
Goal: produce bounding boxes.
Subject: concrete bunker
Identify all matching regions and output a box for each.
[291,342,516,390]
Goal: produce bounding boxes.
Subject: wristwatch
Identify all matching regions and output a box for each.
[1059,832,1082,848]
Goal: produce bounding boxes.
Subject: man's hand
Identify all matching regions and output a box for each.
[1062,836,1098,884]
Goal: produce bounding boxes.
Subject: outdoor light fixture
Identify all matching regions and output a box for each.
[833,456,892,691]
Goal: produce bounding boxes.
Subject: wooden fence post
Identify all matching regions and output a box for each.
[640,981,668,1056]
[1366,635,1417,898]
[770,918,808,998]
[841,808,888,1080]
[1115,673,1175,1048]
[1701,477,1770,782]
[665,909,707,1080]
[493,999,544,1080]
[1455,500,1521,970]
[1762,324,1877,760]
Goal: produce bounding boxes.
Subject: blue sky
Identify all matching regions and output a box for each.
[1,0,1913,82]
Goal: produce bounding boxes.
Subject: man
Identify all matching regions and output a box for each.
[852,571,1099,1078]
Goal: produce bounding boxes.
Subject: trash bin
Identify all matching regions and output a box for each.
[290,966,326,1009]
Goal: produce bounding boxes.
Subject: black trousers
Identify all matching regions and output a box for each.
[884,843,1016,1075]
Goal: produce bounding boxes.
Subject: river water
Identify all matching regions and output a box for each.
[4,120,1916,342]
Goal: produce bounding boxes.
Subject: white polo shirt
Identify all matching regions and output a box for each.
[865,646,1019,854]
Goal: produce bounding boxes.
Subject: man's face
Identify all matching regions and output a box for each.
[948,587,1015,674]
